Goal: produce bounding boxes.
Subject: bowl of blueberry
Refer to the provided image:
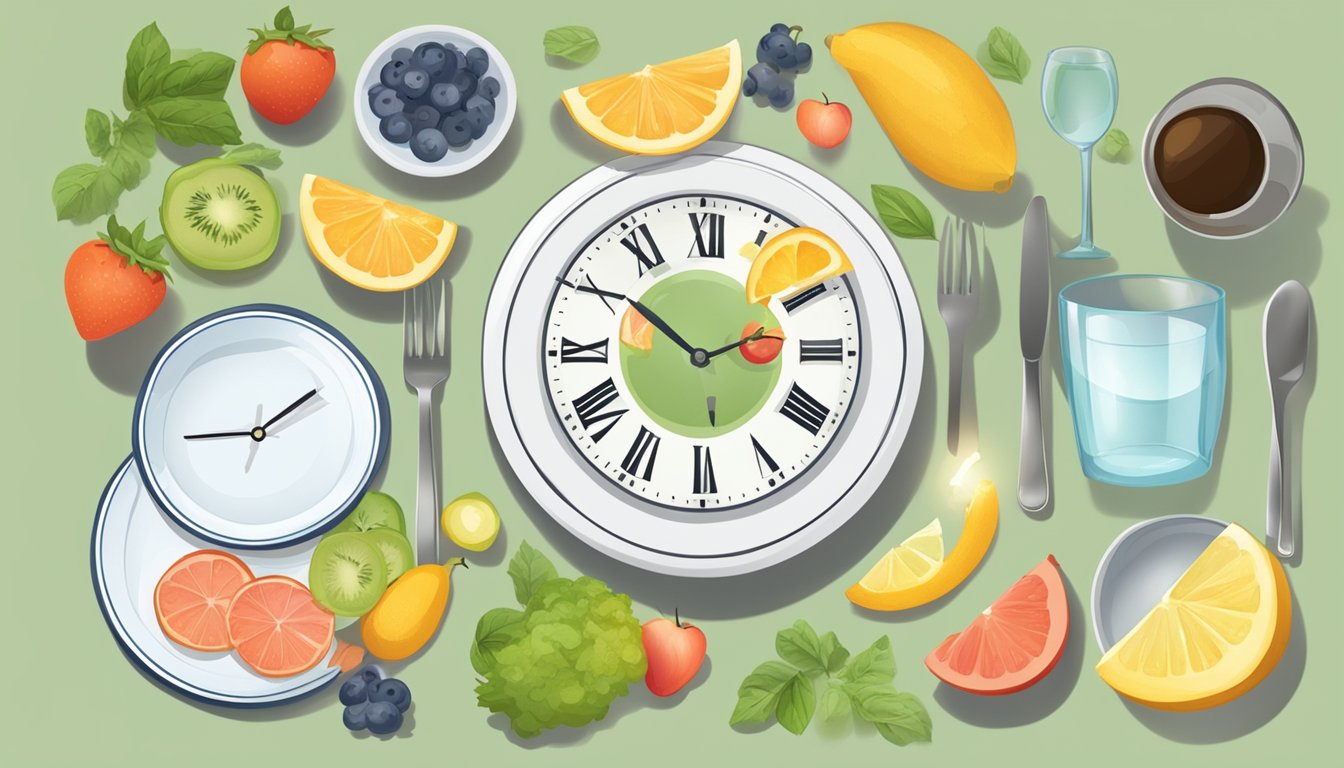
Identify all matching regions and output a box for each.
[355,25,517,176]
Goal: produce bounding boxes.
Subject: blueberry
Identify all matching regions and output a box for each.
[429,82,461,112]
[409,104,442,132]
[464,95,495,120]
[794,42,812,68]
[340,676,371,705]
[432,51,459,84]
[343,702,370,731]
[412,42,447,76]
[370,89,405,118]
[448,48,468,75]
[758,32,799,69]
[380,60,408,89]
[478,76,500,101]
[770,23,790,34]
[399,69,430,99]
[356,666,383,685]
[389,47,414,65]
[379,112,413,143]
[440,113,473,147]
[462,110,488,139]
[409,128,449,161]
[367,83,387,108]
[767,81,795,109]
[368,678,413,712]
[452,70,477,99]
[365,701,403,735]
[743,62,781,98]
[465,47,489,77]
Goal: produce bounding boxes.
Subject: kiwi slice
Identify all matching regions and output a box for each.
[160,158,280,270]
[364,528,415,583]
[308,532,388,617]
[335,491,406,534]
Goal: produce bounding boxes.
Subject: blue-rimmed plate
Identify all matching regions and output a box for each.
[92,457,342,707]
[133,305,390,549]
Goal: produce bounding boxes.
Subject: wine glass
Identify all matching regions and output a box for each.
[1042,47,1117,260]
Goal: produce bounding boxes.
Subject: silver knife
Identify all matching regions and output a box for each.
[1018,197,1051,512]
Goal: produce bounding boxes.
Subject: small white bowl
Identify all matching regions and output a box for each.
[354,25,517,177]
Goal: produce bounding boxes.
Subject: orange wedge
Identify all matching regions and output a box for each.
[561,41,741,155]
[619,304,654,351]
[745,227,853,305]
[299,174,457,292]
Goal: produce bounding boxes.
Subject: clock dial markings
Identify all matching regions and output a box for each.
[621,426,660,481]
[619,222,666,276]
[560,337,609,364]
[692,445,717,495]
[688,212,726,259]
[781,283,828,314]
[571,377,628,442]
[799,338,844,363]
[779,382,831,435]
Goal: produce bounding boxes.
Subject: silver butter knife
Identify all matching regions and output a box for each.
[1018,197,1051,512]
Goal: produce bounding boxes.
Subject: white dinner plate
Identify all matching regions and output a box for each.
[133,304,390,549]
[91,457,341,707]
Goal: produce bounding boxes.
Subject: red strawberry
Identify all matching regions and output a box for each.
[65,217,171,341]
[241,6,335,125]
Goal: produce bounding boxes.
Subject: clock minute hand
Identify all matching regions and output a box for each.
[262,388,319,430]
[627,299,700,357]
[703,328,783,360]
[183,430,254,440]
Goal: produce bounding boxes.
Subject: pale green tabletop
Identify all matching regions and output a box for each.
[3,0,1339,765]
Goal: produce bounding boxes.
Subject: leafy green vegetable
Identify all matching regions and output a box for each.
[730,622,931,746]
[871,184,938,240]
[53,111,155,222]
[1097,128,1131,163]
[981,27,1031,84]
[472,543,646,740]
[544,26,601,63]
[99,215,172,281]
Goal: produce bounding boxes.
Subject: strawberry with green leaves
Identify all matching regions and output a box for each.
[64,217,171,341]
[241,6,335,125]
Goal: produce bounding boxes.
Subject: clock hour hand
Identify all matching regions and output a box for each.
[703,326,783,360]
[627,299,700,358]
[262,388,319,430]
[183,430,253,440]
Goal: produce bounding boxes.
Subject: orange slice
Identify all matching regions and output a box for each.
[154,550,254,652]
[847,479,998,611]
[299,174,457,292]
[226,575,335,678]
[619,304,654,351]
[561,42,741,155]
[745,227,853,305]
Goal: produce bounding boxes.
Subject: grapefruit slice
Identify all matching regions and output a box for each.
[226,575,335,678]
[925,555,1069,695]
[154,550,254,652]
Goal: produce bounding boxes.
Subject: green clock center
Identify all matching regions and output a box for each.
[620,270,782,439]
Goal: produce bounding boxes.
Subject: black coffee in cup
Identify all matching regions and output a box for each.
[1154,107,1266,215]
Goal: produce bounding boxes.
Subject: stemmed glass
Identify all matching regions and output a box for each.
[1042,47,1117,260]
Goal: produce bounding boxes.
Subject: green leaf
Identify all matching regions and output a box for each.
[125,22,171,106]
[871,185,937,240]
[1097,128,1131,163]
[219,143,284,170]
[841,636,896,686]
[470,607,526,674]
[112,110,158,158]
[544,26,601,64]
[981,27,1031,84]
[730,660,796,726]
[53,164,110,221]
[508,541,559,605]
[53,111,156,222]
[849,687,933,745]
[774,672,816,735]
[144,98,242,146]
[818,684,851,722]
[275,6,295,30]
[85,110,111,158]
[775,620,827,674]
[819,631,850,674]
[154,52,235,100]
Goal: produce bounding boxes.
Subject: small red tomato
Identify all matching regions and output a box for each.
[797,94,852,149]
[241,7,336,125]
[642,613,707,697]
[740,321,784,365]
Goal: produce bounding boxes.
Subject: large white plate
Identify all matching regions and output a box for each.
[91,457,341,708]
[133,305,390,549]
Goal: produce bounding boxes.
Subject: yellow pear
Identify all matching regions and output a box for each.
[361,557,466,661]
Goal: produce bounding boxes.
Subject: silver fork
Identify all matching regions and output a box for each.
[937,218,979,455]
[404,279,450,565]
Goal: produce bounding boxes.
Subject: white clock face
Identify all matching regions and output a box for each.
[542,195,861,510]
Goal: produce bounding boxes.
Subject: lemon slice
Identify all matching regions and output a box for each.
[561,41,741,155]
[299,174,456,292]
[745,227,853,305]
[855,519,944,593]
[1096,523,1291,711]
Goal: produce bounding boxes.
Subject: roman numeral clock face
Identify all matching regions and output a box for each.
[543,196,861,510]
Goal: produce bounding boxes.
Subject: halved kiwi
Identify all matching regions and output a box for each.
[364,528,415,583]
[334,491,406,534]
[308,532,388,617]
[160,158,280,270]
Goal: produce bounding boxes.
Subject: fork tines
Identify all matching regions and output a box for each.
[404,279,448,359]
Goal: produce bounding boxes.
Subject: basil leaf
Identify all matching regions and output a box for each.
[53,110,156,222]
[820,631,850,674]
[818,684,851,722]
[85,110,111,158]
[508,541,559,605]
[52,164,108,221]
[471,607,526,674]
[981,27,1030,84]
[1097,128,1131,163]
[144,98,242,146]
[776,620,827,674]
[112,110,158,158]
[773,672,816,735]
[544,26,601,64]
[842,636,896,685]
[220,143,284,170]
[850,687,933,745]
[154,52,235,100]
[125,22,171,106]
[871,185,937,241]
[730,660,796,726]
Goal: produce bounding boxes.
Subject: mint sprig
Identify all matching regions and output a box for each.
[247,6,334,54]
[730,622,932,746]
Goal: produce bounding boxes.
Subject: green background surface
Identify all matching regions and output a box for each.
[2,0,1339,764]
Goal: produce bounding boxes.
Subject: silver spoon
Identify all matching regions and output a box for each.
[1263,280,1311,558]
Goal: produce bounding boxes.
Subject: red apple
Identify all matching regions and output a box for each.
[796,94,852,149]
[642,611,707,697]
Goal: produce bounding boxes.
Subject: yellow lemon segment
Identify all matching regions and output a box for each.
[561,42,741,155]
[299,174,457,292]
[745,227,853,305]
[1096,523,1291,711]
[856,519,944,593]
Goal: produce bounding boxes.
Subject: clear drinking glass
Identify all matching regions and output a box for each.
[1042,47,1118,260]
[1059,275,1225,487]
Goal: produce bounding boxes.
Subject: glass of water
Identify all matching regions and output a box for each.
[1042,47,1118,260]
[1059,275,1225,486]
